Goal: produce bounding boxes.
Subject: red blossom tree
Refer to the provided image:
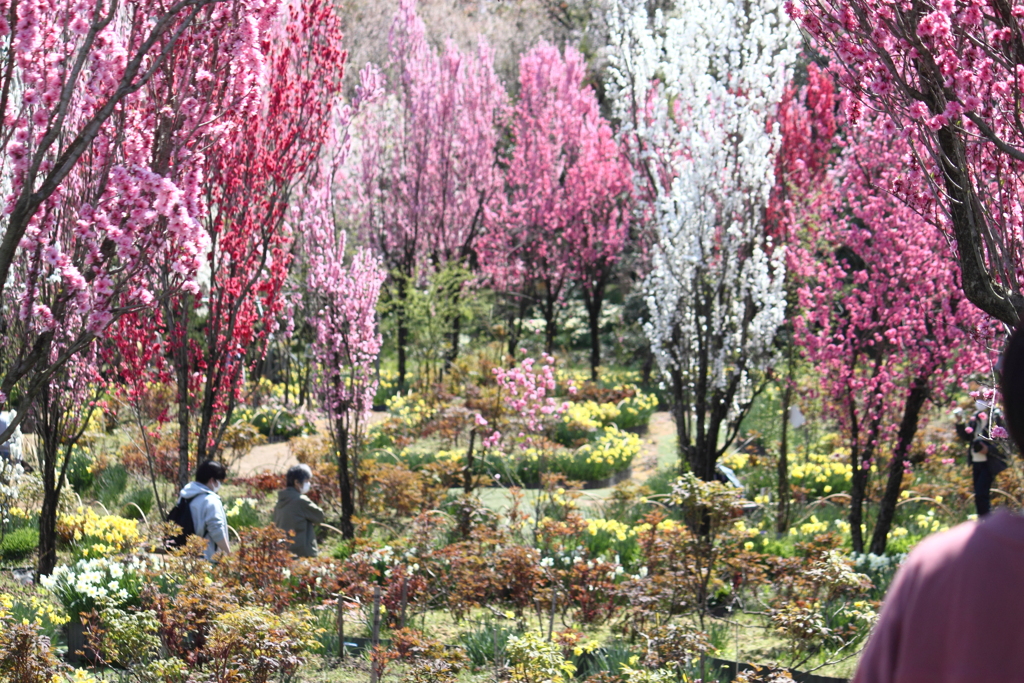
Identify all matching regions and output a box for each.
[130,0,347,485]
[768,61,840,533]
[345,0,507,388]
[480,42,632,377]
[793,108,998,554]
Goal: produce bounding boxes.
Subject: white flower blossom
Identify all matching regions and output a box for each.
[607,0,796,474]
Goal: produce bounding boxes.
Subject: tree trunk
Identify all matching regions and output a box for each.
[869,377,929,555]
[507,294,528,360]
[671,368,693,476]
[583,284,604,383]
[463,429,477,495]
[37,436,60,578]
[337,417,354,540]
[641,347,653,386]
[777,380,793,534]
[447,312,461,369]
[543,291,557,356]
[36,414,74,578]
[849,449,868,555]
[175,339,191,488]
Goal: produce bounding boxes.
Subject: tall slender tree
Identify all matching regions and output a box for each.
[156,0,347,485]
[607,0,796,480]
[305,193,386,539]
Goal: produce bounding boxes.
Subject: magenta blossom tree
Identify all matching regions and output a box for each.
[344,0,507,387]
[794,109,999,554]
[789,0,1024,325]
[480,42,632,376]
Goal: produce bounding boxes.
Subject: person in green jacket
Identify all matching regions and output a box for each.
[273,464,325,557]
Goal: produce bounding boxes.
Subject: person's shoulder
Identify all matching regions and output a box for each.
[901,519,978,572]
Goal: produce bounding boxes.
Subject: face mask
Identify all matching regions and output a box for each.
[211,481,221,494]
[300,481,311,495]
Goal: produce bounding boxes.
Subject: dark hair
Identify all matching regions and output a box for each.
[195,460,227,485]
[286,464,313,488]
[1001,325,1024,451]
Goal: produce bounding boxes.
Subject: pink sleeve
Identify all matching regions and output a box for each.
[852,560,918,683]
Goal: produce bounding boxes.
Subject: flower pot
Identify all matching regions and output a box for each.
[65,618,100,664]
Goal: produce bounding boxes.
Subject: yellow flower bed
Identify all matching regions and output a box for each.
[576,426,640,471]
[561,401,620,432]
[58,507,140,558]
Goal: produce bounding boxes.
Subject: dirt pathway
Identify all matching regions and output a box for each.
[232,411,390,477]
[630,411,674,483]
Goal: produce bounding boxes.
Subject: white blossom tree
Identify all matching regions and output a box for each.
[607,0,796,480]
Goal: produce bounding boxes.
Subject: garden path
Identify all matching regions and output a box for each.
[233,411,391,476]
[632,411,675,483]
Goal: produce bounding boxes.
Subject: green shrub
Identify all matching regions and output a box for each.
[225,498,261,529]
[67,446,94,494]
[0,527,39,562]
[94,464,129,507]
[121,486,154,520]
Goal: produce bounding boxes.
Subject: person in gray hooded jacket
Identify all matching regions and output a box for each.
[176,460,230,560]
[273,464,324,557]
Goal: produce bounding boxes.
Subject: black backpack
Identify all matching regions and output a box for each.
[165,494,204,548]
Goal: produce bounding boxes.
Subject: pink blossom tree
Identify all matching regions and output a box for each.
[479,42,632,377]
[345,0,507,388]
[305,192,387,539]
[0,0,263,443]
[794,110,998,554]
[789,0,1024,325]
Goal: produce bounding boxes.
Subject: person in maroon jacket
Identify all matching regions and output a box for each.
[853,328,1024,683]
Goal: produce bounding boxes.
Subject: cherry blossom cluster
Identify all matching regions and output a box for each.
[346,0,508,279]
[483,355,577,449]
[305,196,387,425]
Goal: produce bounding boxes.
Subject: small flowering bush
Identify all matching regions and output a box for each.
[41,557,146,618]
[56,507,141,558]
[506,630,577,682]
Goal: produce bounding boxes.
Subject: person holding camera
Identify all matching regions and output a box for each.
[954,408,1009,516]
